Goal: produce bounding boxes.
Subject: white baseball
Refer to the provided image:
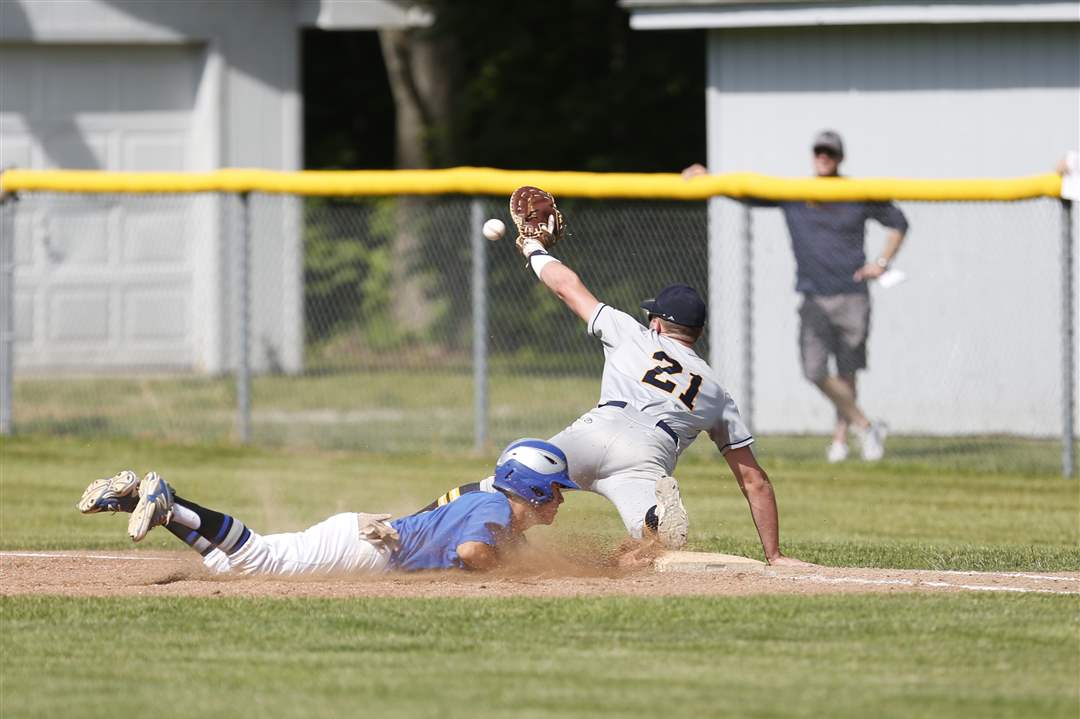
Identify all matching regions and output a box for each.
[482,218,506,242]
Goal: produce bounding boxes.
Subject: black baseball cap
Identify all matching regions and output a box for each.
[640,284,707,328]
[812,130,844,159]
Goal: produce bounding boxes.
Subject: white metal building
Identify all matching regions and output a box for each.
[623,0,1079,435]
[0,0,427,374]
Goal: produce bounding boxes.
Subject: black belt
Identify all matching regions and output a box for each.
[597,400,679,447]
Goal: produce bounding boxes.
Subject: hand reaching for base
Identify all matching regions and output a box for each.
[766,555,817,568]
[612,538,663,570]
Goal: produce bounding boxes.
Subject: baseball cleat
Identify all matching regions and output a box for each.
[655,475,689,550]
[861,421,888,462]
[127,472,174,542]
[78,470,141,514]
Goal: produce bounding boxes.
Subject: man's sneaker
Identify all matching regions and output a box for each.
[826,441,849,464]
[860,421,888,462]
[78,470,140,514]
[654,476,689,550]
[127,472,174,542]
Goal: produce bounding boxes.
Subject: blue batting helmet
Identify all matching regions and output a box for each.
[493,438,579,505]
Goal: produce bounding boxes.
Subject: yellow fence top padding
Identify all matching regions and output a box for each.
[0,167,1064,202]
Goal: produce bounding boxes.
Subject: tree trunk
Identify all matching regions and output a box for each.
[378,27,456,335]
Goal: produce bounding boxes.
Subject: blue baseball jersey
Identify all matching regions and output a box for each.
[389,492,513,571]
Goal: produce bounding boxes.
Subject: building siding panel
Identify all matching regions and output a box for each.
[706,23,1079,435]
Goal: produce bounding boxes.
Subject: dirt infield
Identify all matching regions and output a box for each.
[3,550,1078,599]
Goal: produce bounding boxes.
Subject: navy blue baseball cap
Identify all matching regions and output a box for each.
[640,284,707,328]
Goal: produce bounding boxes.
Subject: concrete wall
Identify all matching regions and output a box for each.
[703,23,1079,435]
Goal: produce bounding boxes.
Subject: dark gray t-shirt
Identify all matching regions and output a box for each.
[775,201,909,296]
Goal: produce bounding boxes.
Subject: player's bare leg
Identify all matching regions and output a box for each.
[818,374,887,461]
[832,414,849,445]
[815,375,869,429]
[827,415,849,463]
[826,376,856,462]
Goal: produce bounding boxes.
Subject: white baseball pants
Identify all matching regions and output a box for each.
[201,512,392,577]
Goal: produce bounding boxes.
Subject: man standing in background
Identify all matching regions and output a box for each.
[685,130,909,462]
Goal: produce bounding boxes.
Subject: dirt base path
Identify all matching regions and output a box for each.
[3,551,1078,599]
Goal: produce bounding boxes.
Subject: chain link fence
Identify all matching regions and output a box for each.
[1,190,1074,476]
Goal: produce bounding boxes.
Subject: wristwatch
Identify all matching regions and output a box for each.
[874,256,889,269]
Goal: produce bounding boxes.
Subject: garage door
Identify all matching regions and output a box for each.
[0,44,202,370]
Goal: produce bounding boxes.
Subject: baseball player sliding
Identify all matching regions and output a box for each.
[77,439,579,576]
[433,187,808,567]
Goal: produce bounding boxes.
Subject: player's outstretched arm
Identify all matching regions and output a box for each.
[724,446,810,566]
[531,256,601,324]
[509,185,600,323]
[456,541,499,571]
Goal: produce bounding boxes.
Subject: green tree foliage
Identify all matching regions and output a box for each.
[427,0,705,171]
[303,2,705,171]
[301,3,707,369]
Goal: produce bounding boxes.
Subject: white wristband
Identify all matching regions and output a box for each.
[529,252,561,278]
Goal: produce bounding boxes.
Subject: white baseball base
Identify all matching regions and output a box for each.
[654,550,766,573]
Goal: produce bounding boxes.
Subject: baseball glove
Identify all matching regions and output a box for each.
[509,186,565,255]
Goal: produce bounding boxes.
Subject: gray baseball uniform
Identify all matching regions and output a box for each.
[549,303,753,536]
[463,302,752,537]
[427,301,752,538]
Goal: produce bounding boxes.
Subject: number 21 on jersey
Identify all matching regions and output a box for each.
[641,351,703,410]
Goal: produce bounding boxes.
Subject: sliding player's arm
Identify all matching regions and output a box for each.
[456,541,499,571]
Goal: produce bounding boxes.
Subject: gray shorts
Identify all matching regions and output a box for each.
[798,293,871,382]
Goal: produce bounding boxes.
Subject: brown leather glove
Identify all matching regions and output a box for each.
[509,185,565,256]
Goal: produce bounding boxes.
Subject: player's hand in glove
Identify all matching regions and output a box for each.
[509,185,565,258]
[356,512,401,552]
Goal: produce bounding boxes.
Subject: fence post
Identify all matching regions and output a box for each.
[0,190,16,436]
[707,197,722,373]
[471,198,488,452]
[741,202,754,433]
[1062,199,1076,479]
[236,192,252,444]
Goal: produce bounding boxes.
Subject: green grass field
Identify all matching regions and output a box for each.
[2,435,1078,717]
[13,371,1074,475]
[4,595,1077,719]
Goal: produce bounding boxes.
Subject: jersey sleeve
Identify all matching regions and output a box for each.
[454,495,513,547]
[868,201,909,232]
[707,393,755,454]
[588,304,646,349]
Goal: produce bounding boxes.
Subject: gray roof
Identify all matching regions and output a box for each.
[620,0,1056,5]
[618,1,1078,27]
